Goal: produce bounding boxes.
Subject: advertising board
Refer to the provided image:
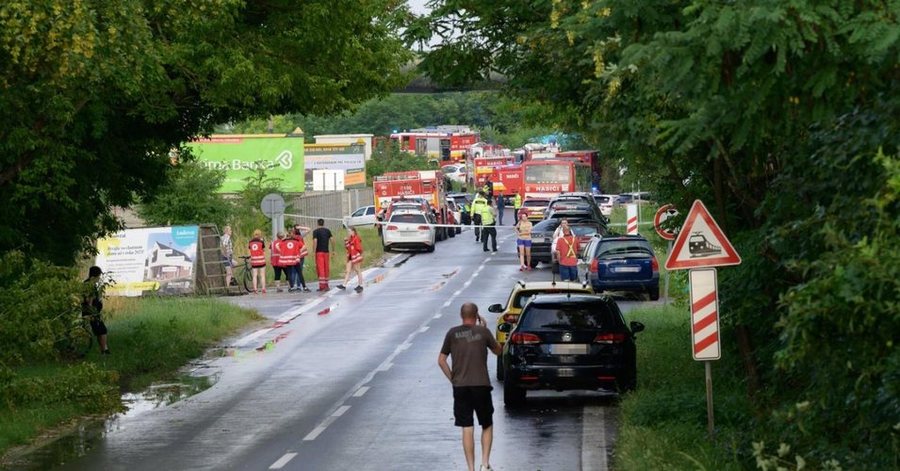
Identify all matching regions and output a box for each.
[304,143,367,190]
[94,226,199,296]
[187,134,305,193]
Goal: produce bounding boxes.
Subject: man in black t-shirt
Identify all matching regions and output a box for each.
[439,303,501,471]
[312,218,335,291]
[82,266,110,354]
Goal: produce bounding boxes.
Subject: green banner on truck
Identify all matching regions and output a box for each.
[187,134,305,193]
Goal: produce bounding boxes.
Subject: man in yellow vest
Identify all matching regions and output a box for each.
[479,198,497,253]
[513,193,522,220]
[470,192,488,242]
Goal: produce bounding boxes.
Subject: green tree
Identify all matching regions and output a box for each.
[136,160,231,228]
[0,0,410,264]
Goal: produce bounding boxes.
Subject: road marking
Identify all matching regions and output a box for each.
[332,405,351,417]
[442,300,452,307]
[234,328,273,347]
[581,406,609,471]
[399,342,411,351]
[454,289,462,297]
[378,362,393,372]
[434,313,443,319]
[419,326,429,333]
[269,453,297,469]
[352,386,369,397]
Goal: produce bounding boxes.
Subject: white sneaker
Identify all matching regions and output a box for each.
[480,465,494,471]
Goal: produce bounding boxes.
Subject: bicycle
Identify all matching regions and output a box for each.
[235,255,253,293]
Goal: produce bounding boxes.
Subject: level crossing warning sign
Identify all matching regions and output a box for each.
[665,200,741,270]
[689,268,721,361]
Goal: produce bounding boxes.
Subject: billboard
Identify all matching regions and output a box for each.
[304,143,367,190]
[187,134,305,193]
[95,226,199,296]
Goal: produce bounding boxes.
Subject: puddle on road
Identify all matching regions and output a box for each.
[2,375,216,471]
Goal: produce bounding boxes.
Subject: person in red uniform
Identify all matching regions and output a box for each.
[555,226,580,282]
[248,229,267,294]
[336,227,364,293]
[312,219,335,291]
[270,232,286,292]
[291,225,312,292]
[280,231,299,291]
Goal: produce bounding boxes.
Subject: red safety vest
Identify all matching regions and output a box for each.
[296,235,308,260]
[346,234,363,264]
[558,235,579,267]
[249,238,266,267]
[280,239,298,266]
[271,239,283,267]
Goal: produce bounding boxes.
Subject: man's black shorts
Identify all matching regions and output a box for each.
[453,386,494,428]
[88,317,108,336]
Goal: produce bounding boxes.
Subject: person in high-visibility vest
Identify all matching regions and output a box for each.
[248,229,267,294]
[479,198,498,253]
[470,192,488,242]
[556,226,580,282]
[513,193,522,217]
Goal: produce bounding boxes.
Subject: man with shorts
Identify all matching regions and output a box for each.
[82,266,110,354]
[439,303,502,471]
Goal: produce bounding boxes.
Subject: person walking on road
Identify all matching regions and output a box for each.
[248,229,267,294]
[479,199,497,253]
[515,212,533,271]
[312,219,335,291]
[82,266,110,354]
[556,225,580,281]
[337,227,364,293]
[496,192,505,225]
[438,302,502,471]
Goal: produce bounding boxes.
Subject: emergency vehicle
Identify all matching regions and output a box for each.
[389,126,480,165]
[489,164,524,203]
[374,170,452,241]
[555,150,602,193]
[521,159,592,199]
[466,143,516,189]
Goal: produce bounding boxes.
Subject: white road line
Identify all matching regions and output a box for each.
[332,405,351,417]
[234,328,273,347]
[419,326,429,333]
[442,300,452,307]
[454,289,463,296]
[378,362,393,372]
[269,453,297,469]
[303,423,330,441]
[581,406,609,471]
[398,343,411,351]
[433,313,443,319]
[352,386,370,397]
[463,280,472,287]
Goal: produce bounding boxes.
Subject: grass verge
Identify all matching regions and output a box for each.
[616,305,752,470]
[0,297,261,456]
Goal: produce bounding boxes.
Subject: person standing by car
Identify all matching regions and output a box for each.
[438,302,502,471]
[556,226,580,281]
[82,266,110,354]
[479,199,497,253]
[271,232,286,292]
[312,218,335,291]
[336,227,364,293]
[515,212,533,271]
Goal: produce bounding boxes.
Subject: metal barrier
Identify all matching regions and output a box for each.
[288,188,374,232]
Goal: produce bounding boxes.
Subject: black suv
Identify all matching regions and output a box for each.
[498,294,644,406]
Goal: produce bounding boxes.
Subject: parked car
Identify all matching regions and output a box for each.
[547,194,607,223]
[593,194,616,217]
[488,281,594,380]
[614,194,633,206]
[441,164,467,183]
[583,235,660,300]
[445,198,463,235]
[343,205,377,228]
[382,209,437,253]
[499,293,645,406]
[521,197,551,221]
[448,193,473,225]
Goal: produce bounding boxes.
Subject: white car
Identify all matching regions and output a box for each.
[343,205,377,228]
[382,209,436,253]
[441,164,467,183]
[593,194,616,216]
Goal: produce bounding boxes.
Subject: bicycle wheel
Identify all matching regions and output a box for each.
[240,267,253,293]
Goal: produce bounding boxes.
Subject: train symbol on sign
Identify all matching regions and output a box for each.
[688,232,722,258]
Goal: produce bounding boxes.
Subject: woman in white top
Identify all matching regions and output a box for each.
[515,212,533,271]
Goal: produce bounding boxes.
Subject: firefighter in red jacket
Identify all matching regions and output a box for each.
[336,227,364,293]
[248,229,267,294]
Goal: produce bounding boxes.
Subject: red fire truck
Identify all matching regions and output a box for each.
[490,164,524,202]
[389,126,480,165]
[373,170,452,241]
[555,150,601,192]
[522,159,592,199]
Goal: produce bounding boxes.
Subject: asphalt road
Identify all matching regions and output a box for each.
[54,224,652,471]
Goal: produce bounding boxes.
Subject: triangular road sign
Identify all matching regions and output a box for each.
[665,200,741,270]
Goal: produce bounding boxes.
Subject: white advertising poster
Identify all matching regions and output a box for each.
[95,226,199,296]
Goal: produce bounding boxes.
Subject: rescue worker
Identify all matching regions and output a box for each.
[513,193,522,219]
[469,191,488,242]
[248,229,267,294]
[482,178,494,203]
[556,226,580,281]
[479,198,497,253]
[271,232,286,292]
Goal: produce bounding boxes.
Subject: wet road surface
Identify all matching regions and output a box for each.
[48,225,654,471]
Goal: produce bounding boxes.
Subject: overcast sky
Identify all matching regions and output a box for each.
[408,0,430,14]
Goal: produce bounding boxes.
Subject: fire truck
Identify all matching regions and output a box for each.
[466,144,516,189]
[389,126,480,165]
[373,170,452,241]
[555,150,602,192]
[489,164,524,203]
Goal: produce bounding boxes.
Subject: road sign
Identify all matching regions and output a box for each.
[665,200,741,270]
[689,268,721,361]
[654,204,679,240]
[260,193,286,218]
[626,204,639,235]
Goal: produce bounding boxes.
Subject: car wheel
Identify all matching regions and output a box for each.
[456,226,462,235]
[496,356,504,382]
[649,286,660,301]
[622,365,637,392]
[448,228,456,238]
[426,244,435,253]
[383,245,392,253]
[503,377,526,407]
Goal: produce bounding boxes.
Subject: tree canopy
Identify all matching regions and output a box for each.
[0,0,410,263]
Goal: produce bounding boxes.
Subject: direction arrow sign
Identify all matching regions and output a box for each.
[665,200,741,270]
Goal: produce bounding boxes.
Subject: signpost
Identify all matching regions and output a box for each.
[261,193,286,241]
[626,204,639,235]
[665,199,740,439]
[653,204,679,304]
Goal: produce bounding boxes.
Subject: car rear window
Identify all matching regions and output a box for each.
[596,240,653,259]
[594,196,611,204]
[513,289,588,309]
[390,213,427,224]
[519,303,622,330]
[571,225,599,237]
[547,211,592,221]
[532,219,562,232]
[523,199,550,207]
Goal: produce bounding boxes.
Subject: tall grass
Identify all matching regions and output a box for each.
[616,305,751,470]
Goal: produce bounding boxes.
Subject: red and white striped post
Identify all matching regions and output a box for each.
[689,268,720,438]
[626,204,639,235]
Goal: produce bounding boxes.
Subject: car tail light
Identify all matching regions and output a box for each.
[418,225,430,231]
[386,225,398,231]
[651,256,659,273]
[510,332,541,345]
[590,258,599,273]
[593,332,626,344]
[503,314,519,323]
[519,375,539,381]
[597,375,616,381]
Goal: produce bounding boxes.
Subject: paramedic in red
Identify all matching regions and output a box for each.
[312,218,335,291]
[270,232,286,292]
[248,229,267,294]
[280,233,299,291]
[288,228,310,292]
[336,227,364,293]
